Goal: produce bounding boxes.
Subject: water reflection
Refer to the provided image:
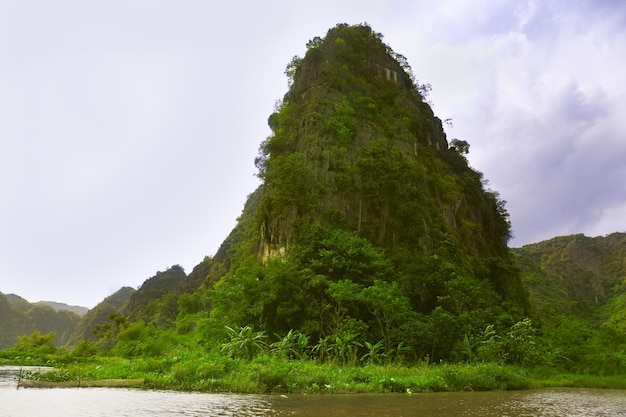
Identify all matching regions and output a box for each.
[499,389,626,417]
[2,388,276,417]
[2,388,624,417]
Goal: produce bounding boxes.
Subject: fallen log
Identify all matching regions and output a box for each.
[18,378,145,389]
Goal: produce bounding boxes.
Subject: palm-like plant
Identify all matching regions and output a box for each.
[221,325,268,359]
[386,341,411,364]
[270,329,310,361]
[329,330,362,365]
[312,335,332,363]
[360,340,385,365]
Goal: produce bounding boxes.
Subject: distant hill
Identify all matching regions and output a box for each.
[0,292,82,348]
[35,301,89,317]
[512,232,626,328]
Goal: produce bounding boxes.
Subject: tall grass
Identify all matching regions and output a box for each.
[4,337,624,393]
[17,354,539,393]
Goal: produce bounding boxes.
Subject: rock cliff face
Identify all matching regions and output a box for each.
[255,24,515,277]
[204,24,529,344]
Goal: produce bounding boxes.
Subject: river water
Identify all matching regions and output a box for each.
[1,367,625,417]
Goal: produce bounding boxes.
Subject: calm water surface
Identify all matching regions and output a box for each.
[1,367,625,417]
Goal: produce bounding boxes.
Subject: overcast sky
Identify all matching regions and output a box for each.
[2,0,625,308]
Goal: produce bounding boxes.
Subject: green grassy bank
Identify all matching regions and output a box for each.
[3,353,625,394]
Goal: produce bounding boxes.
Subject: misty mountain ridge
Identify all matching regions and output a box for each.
[35,301,89,317]
[2,293,89,316]
[0,291,84,349]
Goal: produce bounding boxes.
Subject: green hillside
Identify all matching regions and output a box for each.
[0,292,81,348]
[511,233,626,373]
[514,232,626,323]
[35,301,88,317]
[67,286,135,345]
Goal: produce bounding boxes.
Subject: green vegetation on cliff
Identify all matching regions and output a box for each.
[67,286,135,345]
[205,23,528,363]
[513,232,626,374]
[0,292,81,349]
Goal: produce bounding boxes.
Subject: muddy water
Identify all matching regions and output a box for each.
[271,389,626,416]
[1,367,624,416]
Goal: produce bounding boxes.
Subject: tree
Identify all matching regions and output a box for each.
[450,139,470,155]
[326,279,362,333]
[430,306,459,361]
[92,313,129,351]
[504,318,540,366]
[12,331,58,355]
[301,226,394,287]
[285,55,303,87]
[359,280,414,352]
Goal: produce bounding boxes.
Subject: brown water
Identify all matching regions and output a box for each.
[1,367,625,417]
[271,390,626,416]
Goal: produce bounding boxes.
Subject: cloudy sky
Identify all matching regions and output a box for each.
[2,0,625,308]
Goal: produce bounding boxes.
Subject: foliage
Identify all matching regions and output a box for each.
[360,340,385,364]
[11,346,626,393]
[0,292,82,349]
[92,313,129,350]
[270,329,310,360]
[221,326,268,360]
[71,340,99,358]
[12,331,58,355]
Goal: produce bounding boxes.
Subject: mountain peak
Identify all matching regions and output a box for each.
[203,24,530,358]
[255,23,508,262]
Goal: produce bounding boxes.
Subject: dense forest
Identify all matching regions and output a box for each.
[2,24,624,392]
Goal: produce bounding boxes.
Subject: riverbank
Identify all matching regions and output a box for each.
[6,356,626,394]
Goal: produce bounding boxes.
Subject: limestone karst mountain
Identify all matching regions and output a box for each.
[62,24,530,362]
[183,23,530,361]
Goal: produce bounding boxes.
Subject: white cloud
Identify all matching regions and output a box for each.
[389,0,626,246]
